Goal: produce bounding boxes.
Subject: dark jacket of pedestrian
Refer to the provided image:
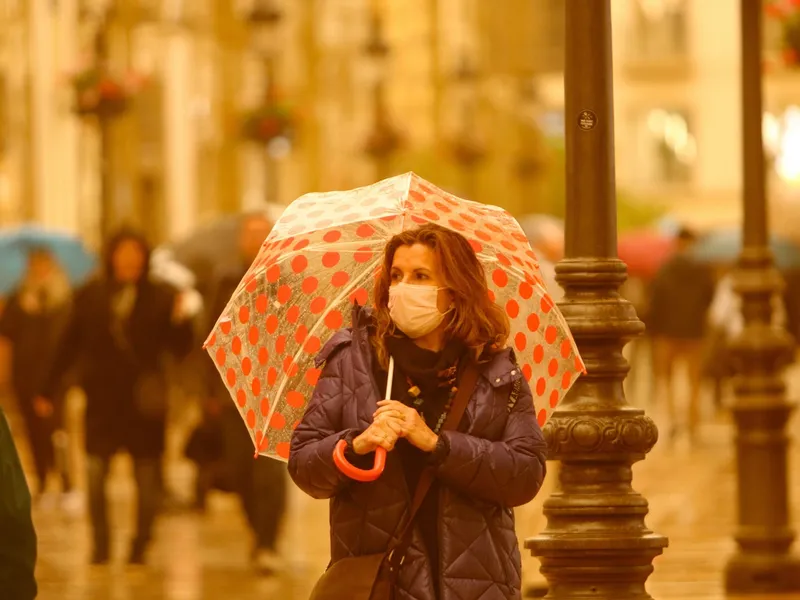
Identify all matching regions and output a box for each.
[0,406,37,600]
[648,253,715,339]
[40,229,194,459]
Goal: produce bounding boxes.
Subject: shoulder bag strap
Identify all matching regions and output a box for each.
[386,362,480,568]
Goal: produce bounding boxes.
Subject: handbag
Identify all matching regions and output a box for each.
[309,363,480,600]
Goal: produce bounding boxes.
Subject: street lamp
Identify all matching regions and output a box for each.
[524,2,668,598]
[362,4,400,182]
[450,52,485,200]
[724,0,800,593]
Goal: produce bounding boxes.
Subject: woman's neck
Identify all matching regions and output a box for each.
[412,325,447,353]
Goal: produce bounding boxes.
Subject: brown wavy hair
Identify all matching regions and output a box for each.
[372,223,509,369]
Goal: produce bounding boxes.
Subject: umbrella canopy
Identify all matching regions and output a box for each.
[692,230,800,271]
[617,229,677,280]
[0,225,96,295]
[204,172,585,464]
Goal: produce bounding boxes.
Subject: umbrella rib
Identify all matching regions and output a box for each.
[258,255,383,451]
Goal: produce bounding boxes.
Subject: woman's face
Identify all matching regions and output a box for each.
[390,244,453,313]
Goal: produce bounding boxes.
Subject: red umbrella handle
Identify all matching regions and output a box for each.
[333,440,386,482]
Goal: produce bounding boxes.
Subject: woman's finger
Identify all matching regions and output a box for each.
[376,400,405,409]
[376,417,405,437]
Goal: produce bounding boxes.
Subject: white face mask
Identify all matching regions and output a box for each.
[388,283,451,339]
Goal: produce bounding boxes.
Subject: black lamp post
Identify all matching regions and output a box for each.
[724,0,800,593]
[524,2,668,598]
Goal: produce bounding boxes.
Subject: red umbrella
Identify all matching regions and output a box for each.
[617,230,676,280]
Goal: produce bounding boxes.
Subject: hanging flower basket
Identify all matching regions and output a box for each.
[241,103,296,145]
[766,0,800,67]
[69,67,142,119]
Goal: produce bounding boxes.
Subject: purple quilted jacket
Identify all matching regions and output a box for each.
[289,307,547,600]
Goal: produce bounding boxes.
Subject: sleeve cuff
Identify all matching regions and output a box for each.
[341,429,374,469]
[428,433,451,465]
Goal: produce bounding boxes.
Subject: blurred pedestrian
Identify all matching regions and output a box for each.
[0,249,77,509]
[648,227,715,443]
[0,406,38,599]
[37,228,194,564]
[198,212,287,574]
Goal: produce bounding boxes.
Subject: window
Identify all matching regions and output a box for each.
[630,0,688,60]
[632,108,696,186]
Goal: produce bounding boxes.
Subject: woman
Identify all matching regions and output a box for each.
[0,249,75,503]
[38,228,194,564]
[289,224,547,599]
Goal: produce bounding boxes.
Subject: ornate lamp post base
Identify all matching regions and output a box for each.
[725,551,800,592]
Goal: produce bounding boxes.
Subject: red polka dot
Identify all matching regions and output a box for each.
[310,297,327,314]
[276,335,286,355]
[522,364,532,381]
[331,271,350,287]
[302,277,319,294]
[410,215,426,225]
[270,412,286,429]
[357,224,375,237]
[322,252,340,268]
[575,355,584,372]
[325,310,344,330]
[561,371,572,390]
[488,289,496,303]
[258,346,269,365]
[215,347,226,367]
[506,299,520,319]
[527,314,540,332]
[247,326,259,346]
[492,269,508,288]
[448,219,466,231]
[497,253,511,267]
[283,356,298,377]
[461,212,476,224]
[242,357,252,376]
[354,247,373,263]
[206,332,217,347]
[226,368,236,387]
[280,237,295,249]
[476,230,492,242]
[550,389,560,408]
[238,305,250,324]
[246,409,256,429]
[295,325,308,344]
[561,339,572,359]
[535,377,546,396]
[304,336,322,354]
[260,397,270,416]
[305,368,321,386]
[351,288,369,306]
[469,240,482,254]
[220,319,232,334]
[515,332,527,352]
[266,315,279,334]
[232,337,242,355]
[277,285,291,304]
[267,367,277,386]
[548,359,558,377]
[519,282,533,300]
[267,265,280,283]
[423,209,440,221]
[236,388,247,407]
[286,390,305,408]
[287,305,300,324]
[545,325,557,344]
[323,230,342,243]
[294,239,310,251]
[541,296,554,313]
[245,276,258,293]
[537,409,547,427]
[276,442,291,459]
[291,255,308,274]
[257,431,269,451]
[533,344,545,364]
[434,201,451,213]
[252,377,262,396]
[255,294,268,313]
[410,190,426,202]
[501,240,518,252]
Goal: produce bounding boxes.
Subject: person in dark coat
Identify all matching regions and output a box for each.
[289,224,548,600]
[648,226,716,442]
[0,249,74,502]
[0,406,38,599]
[38,228,194,564]
[198,212,287,574]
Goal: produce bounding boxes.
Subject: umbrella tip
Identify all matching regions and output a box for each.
[253,449,259,459]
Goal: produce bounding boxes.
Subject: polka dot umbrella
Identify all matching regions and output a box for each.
[203,172,585,464]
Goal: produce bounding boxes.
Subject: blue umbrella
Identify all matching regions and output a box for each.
[692,230,800,271]
[0,225,97,295]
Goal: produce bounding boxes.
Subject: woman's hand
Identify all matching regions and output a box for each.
[373,400,438,453]
[352,421,399,455]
